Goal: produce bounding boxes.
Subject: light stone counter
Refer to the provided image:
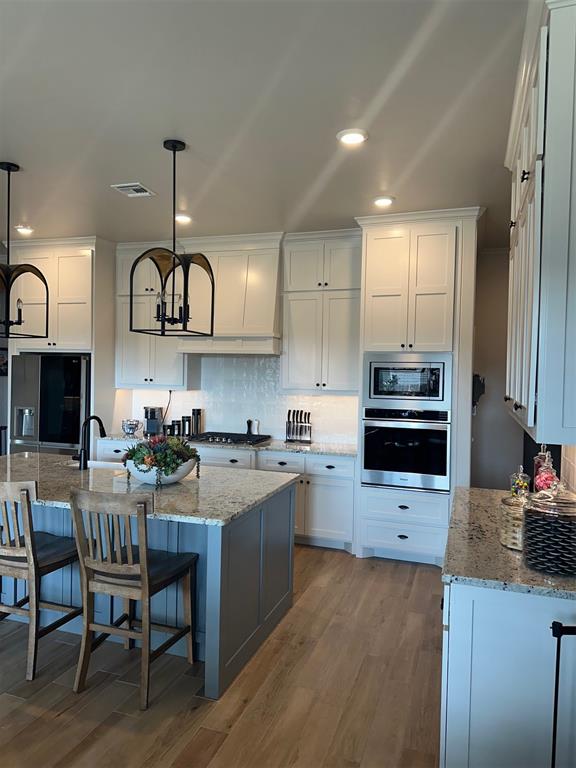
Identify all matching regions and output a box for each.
[443,487,576,600]
[99,435,357,457]
[0,452,298,526]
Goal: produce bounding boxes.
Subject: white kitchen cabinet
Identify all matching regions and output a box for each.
[363,222,455,352]
[116,251,161,296]
[281,290,360,392]
[11,246,92,351]
[194,446,255,469]
[115,296,194,389]
[282,232,361,291]
[442,583,576,768]
[256,451,355,546]
[504,3,576,442]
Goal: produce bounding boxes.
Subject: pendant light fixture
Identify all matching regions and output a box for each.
[129,139,215,338]
[0,162,49,339]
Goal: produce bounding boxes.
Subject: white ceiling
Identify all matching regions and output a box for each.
[0,0,527,247]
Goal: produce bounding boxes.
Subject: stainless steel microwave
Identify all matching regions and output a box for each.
[363,352,452,411]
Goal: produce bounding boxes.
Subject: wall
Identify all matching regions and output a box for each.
[562,446,576,491]
[116,355,358,445]
[471,248,524,489]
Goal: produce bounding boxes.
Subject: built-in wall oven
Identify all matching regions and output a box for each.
[363,352,452,411]
[362,408,451,492]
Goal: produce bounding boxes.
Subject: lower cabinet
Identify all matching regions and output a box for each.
[358,486,449,563]
[442,582,576,768]
[256,451,355,548]
[194,447,255,469]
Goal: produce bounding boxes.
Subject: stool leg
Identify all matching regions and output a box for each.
[74,590,94,693]
[124,598,135,650]
[182,568,194,665]
[140,597,151,710]
[26,574,40,681]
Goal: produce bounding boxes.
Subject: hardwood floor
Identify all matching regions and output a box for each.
[0,545,443,768]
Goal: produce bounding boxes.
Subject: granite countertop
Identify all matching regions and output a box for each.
[0,453,298,527]
[99,435,357,457]
[443,487,576,600]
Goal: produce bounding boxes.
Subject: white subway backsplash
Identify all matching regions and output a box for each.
[562,445,576,491]
[121,356,358,445]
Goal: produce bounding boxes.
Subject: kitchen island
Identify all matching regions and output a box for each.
[441,488,576,768]
[0,452,298,698]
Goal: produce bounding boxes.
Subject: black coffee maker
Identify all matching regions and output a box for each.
[143,406,163,437]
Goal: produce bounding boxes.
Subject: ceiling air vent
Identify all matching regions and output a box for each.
[110,182,155,198]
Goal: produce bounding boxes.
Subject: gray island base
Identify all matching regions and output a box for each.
[0,453,298,699]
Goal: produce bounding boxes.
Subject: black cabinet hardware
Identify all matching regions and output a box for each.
[113,449,122,454]
[322,383,326,387]
[306,480,310,485]
[510,220,516,229]
[317,282,322,286]
[325,465,335,470]
[316,382,320,387]
[504,395,512,402]
[397,534,409,540]
[408,344,413,349]
[278,461,287,466]
[324,282,328,286]
[440,597,444,611]
[400,343,405,349]
[229,458,238,464]
[520,169,530,182]
[513,402,523,411]
[144,378,148,382]
[398,504,409,510]
[299,479,304,484]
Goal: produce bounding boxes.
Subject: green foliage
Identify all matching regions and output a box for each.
[123,435,200,481]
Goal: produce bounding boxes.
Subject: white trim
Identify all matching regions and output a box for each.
[546,0,576,9]
[355,207,485,228]
[6,235,98,249]
[283,228,360,242]
[505,1,548,169]
[116,231,283,256]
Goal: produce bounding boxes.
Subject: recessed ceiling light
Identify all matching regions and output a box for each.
[373,196,395,208]
[175,213,192,225]
[15,224,34,235]
[336,128,368,146]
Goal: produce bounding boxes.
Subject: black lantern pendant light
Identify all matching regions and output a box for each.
[0,162,49,339]
[129,139,215,337]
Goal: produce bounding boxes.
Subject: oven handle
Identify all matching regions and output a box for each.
[363,419,449,432]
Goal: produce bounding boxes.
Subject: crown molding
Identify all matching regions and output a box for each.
[283,227,360,242]
[355,207,485,228]
[116,231,284,256]
[6,235,98,249]
[546,0,576,9]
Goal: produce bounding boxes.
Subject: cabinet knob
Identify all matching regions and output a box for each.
[513,402,523,411]
[278,461,287,466]
[306,480,310,485]
[520,169,530,183]
[322,383,326,387]
[299,479,304,484]
[326,465,335,470]
[408,344,413,349]
[229,458,239,464]
[144,378,148,382]
[397,534,409,540]
[150,378,154,382]
[317,282,322,287]
[400,344,405,349]
[113,449,122,454]
[316,383,320,387]
[510,220,517,229]
[398,504,409,510]
[504,396,512,402]
[324,282,328,287]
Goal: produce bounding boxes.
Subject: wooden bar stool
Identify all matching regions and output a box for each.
[0,481,82,680]
[70,489,198,710]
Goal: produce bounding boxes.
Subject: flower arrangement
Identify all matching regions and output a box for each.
[123,435,200,487]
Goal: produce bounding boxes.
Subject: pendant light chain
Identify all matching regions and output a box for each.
[171,146,176,322]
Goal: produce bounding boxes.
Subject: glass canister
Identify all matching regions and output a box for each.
[534,451,558,492]
[523,485,576,575]
[500,494,527,551]
[510,465,530,497]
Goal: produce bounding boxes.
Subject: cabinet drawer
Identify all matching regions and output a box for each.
[196,448,254,468]
[360,487,450,526]
[304,455,355,478]
[96,438,133,462]
[359,518,447,556]
[256,452,305,474]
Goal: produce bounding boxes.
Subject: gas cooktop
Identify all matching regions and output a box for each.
[194,431,271,446]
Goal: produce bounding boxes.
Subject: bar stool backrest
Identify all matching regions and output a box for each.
[0,481,38,572]
[70,489,154,592]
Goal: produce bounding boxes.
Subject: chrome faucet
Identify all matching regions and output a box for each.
[78,415,107,470]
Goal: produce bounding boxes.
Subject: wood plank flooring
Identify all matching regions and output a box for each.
[0,545,443,768]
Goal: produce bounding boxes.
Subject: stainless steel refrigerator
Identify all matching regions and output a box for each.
[10,353,90,455]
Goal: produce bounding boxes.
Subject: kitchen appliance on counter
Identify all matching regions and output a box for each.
[10,353,90,455]
[363,352,452,411]
[143,406,163,437]
[194,431,271,446]
[361,408,451,492]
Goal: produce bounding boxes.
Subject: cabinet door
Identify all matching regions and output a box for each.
[10,249,55,348]
[323,239,361,290]
[321,290,360,391]
[150,334,185,388]
[243,250,279,335]
[407,223,456,352]
[52,250,92,350]
[117,252,157,296]
[283,240,324,291]
[281,292,323,390]
[294,478,306,535]
[363,228,410,350]
[213,252,248,334]
[305,476,353,541]
[115,297,152,387]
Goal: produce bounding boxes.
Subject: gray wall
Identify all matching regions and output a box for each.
[471,248,524,490]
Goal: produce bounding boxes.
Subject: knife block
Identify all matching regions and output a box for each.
[285,419,312,444]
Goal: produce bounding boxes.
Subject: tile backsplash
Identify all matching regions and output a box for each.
[562,445,576,491]
[119,356,358,445]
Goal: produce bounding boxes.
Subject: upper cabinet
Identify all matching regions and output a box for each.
[362,221,456,352]
[10,243,93,351]
[504,1,576,443]
[282,232,361,291]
